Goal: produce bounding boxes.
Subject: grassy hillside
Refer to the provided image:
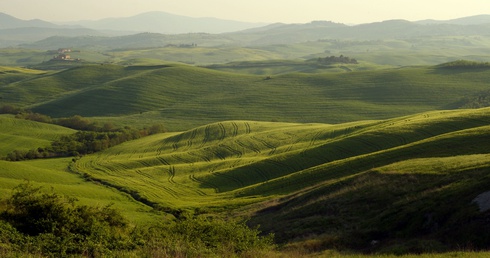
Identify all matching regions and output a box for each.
[73,108,490,205]
[0,159,157,224]
[205,59,387,75]
[0,117,158,224]
[0,115,75,156]
[70,107,490,252]
[109,46,284,65]
[1,63,490,131]
[0,107,489,254]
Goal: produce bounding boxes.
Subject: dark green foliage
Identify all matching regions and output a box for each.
[140,215,275,257]
[15,112,54,124]
[55,115,98,131]
[436,60,490,69]
[0,183,275,257]
[0,105,22,115]
[0,182,133,256]
[315,55,358,65]
[4,114,167,160]
[457,89,490,109]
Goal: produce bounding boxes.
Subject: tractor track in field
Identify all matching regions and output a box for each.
[156,156,170,165]
[212,171,245,190]
[219,144,243,158]
[135,169,180,199]
[187,151,211,162]
[254,168,270,182]
[186,128,198,148]
[162,166,207,197]
[189,174,218,194]
[235,139,261,154]
[251,135,276,150]
[168,166,176,184]
[244,122,251,134]
[199,125,212,147]
[171,154,193,164]
[231,122,239,137]
[218,123,226,141]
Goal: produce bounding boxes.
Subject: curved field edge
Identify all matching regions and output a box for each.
[73,107,490,210]
[0,114,76,156]
[0,158,158,224]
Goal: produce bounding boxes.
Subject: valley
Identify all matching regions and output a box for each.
[0,10,489,257]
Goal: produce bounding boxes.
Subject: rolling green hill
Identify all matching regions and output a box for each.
[70,107,490,252]
[1,107,489,253]
[1,63,490,131]
[0,115,75,156]
[0,117,158,224]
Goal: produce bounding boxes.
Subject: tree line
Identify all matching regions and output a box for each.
[1,105,129,132]
[1,105,166,161]
[315,55,358,65]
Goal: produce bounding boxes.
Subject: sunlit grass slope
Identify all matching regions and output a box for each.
[0,65,45,86]
[0,116,156,223]
[2,63,490,131]
[0,159,156,224]
[74,108,490,214]
[0,115,75,156]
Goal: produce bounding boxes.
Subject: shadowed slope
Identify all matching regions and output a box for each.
[2,64,490,130]
[74,108,490,211]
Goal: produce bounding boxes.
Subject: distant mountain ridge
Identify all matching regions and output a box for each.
[71,11,268,34]
[416,14,490,25]
[2,11,490,48]
[0,12,59,29]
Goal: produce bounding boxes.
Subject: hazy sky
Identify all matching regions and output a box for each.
[1,0,489,24]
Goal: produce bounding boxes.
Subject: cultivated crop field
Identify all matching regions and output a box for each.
[2,63,490,131]
[0,115,75,156]
[72,108,490,212]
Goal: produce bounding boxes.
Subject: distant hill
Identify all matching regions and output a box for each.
[21,32,234,50]
[4,11,490,48]
[0,12,109,47]
[2,63,490,131]
[28,18,490,49]
[416,14,490,25]
[0,12,58,29]
[231,19,490,44]
[71,11,268,34]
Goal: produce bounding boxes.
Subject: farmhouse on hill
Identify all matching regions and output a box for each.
[52,53,71,60]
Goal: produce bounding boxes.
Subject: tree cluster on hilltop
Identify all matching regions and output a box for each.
[316,55,358,65]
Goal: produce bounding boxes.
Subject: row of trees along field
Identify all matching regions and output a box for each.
[315,55,358,64]
[1,105,166,161]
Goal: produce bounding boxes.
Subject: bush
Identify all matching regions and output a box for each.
[0,182,133,256]
[0,183,276,257]
[141,215,275,257]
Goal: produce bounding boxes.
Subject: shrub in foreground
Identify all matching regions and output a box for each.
[0,183,275,257]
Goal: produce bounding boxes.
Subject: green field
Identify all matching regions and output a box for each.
[1,56,490,255]
[0,115,75,156]
[1,99,489,255]
[5,107,479,253]
[2,19,490,256]
[71,108,490,207]
[1,63,490,131]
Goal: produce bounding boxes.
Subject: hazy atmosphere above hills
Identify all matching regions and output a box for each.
[2,0,490,24]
